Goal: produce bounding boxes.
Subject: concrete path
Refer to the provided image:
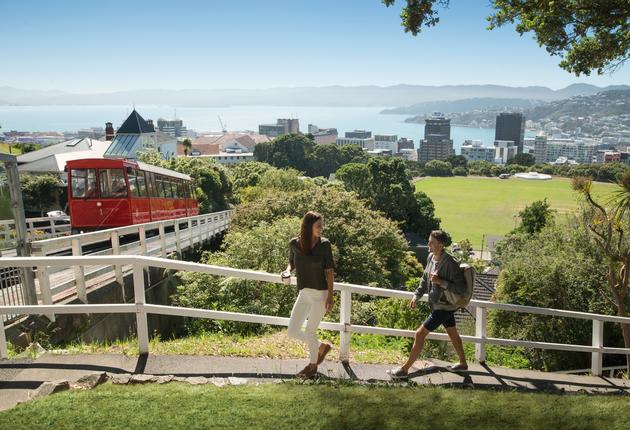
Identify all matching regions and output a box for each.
[2,353,630,411]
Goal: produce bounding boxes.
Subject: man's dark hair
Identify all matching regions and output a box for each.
[429,230,451,246]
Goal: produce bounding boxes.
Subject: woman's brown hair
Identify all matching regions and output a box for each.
[299,211,323,254]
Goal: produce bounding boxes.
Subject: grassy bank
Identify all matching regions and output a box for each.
[1,381,629,429]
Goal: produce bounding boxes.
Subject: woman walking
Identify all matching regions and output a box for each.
[282,211,335,378]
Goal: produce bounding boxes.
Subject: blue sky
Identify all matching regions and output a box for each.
[1,0,628,92]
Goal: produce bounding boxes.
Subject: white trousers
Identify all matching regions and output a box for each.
[287,288,328,364]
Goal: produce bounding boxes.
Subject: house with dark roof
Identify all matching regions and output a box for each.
[104,110,177,160]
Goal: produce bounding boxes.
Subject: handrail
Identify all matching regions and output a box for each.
[30,210,234,253]
[1,254,629,376]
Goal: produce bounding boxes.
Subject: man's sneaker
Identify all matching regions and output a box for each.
[447,363,469,372]
[386,367,409,379]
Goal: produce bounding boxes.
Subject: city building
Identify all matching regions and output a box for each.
[157,118,188,137]
[417,114,453,163]
[397,137,414,152]
[77,127,105,140]
[534,136,598,164]
[345,130,372,139]
[103,109,177,160]
[367,148,392,157]
[495,112,525,154]
[182,132,270,156]
[308,124,338,145]
[336,136,375,150]
[395,148,418,162]
[460,140,495,163]
[494,140,517,164]
[374,134,398,152]
[195,152,255,165]
[258,118,299,137]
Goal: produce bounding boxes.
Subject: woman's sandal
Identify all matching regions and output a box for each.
[386,367,409,380]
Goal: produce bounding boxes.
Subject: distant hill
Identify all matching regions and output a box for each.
[0,83,628,107]
[525,89,630,121]
[381,97,543,115]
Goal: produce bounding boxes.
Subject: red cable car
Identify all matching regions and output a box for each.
[66,158,199,232]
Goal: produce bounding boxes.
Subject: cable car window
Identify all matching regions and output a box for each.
[71,169,97,198]
[99,169,128,198]
[136,170,148,197]
[128,170,139,197]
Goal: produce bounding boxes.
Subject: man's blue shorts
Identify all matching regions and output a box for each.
[422,309,456,332]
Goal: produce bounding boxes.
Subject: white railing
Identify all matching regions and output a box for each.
[1,255,629,376]
[29,210,233,306]
[0,216,71,250]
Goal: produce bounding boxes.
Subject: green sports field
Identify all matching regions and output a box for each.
[414,176,617,248]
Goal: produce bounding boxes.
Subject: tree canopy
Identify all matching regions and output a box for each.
[382,0,630,75]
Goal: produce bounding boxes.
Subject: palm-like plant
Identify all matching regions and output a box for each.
[182,138,192,157]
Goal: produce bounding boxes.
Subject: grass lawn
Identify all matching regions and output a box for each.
[1,382,630,429]
[415,176,617,248]
[0,142,21,155]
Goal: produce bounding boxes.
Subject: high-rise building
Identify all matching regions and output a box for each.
[417,114,453,163]
[495,112,525,154]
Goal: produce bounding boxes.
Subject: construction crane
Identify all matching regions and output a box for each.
[217,116,227,134]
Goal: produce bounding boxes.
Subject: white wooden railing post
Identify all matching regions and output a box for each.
[71,238,87,303]
[110,230,125,300]
[0,316,8,359]
[133,264,149,355]
[49,219,56,236]
[33,249,55,322]
[188,219,194,249]
[174,222,181,257]
[475,306,487,363]
[339,289,352,363]
[139,226,147,255]
[159,222,166,258]
[591,319,603,376]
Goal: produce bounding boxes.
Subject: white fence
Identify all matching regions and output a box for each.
[0,216,71,250]
[1,255,629,376]
[29,210,233,306]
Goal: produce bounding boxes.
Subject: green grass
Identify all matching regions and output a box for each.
[0,142,22,155]
[2,382,630,429]
[415,176,617,248]
[34,332,411,365]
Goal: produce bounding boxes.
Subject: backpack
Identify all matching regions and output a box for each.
[443,262,475,308]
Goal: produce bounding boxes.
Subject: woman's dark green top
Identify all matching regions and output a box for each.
[289,237,335,291]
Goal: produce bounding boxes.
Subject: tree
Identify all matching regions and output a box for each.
[307,144,342,178]
[446,155,468,169]
[231,183,422,289]
[572,175,630,370]
[182,138,192,156]
[507,153,536,167]
[514,199,554,235]
[336,158,440,238]
[382,0,630,75]
[423,160,453,177]
[253,134,314,173]
[491,221,615,371]
[21,174,63,216]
